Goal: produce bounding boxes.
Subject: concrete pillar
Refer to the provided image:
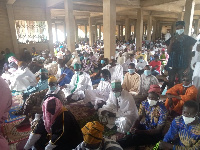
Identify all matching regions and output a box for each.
[64,0,75,52]
[134,21,137,39]
[136,8,143,50]
[125,18,130,41]
[147,16,152,40]
[121,25,123,40]
[103,0,116,59]
[6,4,19,57]
[178,12,184,21]
[118,25,120,40]
[46,8,54,55]
[99,25,101,40]
[171,22,176,35]
[75,24,78,43]
[94,25,97,42]
[85,24,87,41]
[89,17,94,46]
[194,19,200,35]
[156,21,160,39]
[184,0,195,36]
[152,20,156,41]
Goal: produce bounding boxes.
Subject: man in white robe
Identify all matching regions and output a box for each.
[84,69,112,109]
[122,54,137,72]
[10,62,37,91]
[98,80,138,134]
[62,63,93,101]
[102,58,123,83]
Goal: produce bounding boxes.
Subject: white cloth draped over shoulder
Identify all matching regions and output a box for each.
[102,64,123,83]
[122,58,137,72]
[10,67,37,91]
[84,81,112,105]
[62,72,93,100]
[98,90,138,134]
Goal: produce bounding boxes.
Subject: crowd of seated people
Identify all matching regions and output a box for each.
[0,20,200,150]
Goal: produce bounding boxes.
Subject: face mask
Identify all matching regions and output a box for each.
[75,71,80,75]
[101,60,105,64]
[144,70,151,76]
[128,69,135,74]
[72,55,75,58]
[52,61,57,64]
[176,29,184,35]
[61,68,64,73]
[142,53,145,55]
[85,148,100,150]
[139,59,143,63]
[101,78,105,81]
[49,86,56,92]
[147,98,157,107]
[84,57,88,60]
[182,115,196,125]
[183,83,192,88]
[114,92,121,98]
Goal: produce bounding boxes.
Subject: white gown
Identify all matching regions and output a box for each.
[10,68,37,91]
[102,64,123,83]
[62,72,93,100]
[84,81,112,105]
[98,90,138,134]
[122,58,137,72]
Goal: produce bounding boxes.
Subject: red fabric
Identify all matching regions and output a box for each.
[149,61,161,73]
[148,84,161,95]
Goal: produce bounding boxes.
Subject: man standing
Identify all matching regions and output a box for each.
[166,21,196,88]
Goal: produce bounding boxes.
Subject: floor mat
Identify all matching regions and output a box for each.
[5,106,25,123]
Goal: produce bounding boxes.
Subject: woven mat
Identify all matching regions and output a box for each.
[1,118,30,144]
[5,106,25,123]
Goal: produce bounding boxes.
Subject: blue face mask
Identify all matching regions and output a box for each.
[101,60,105,64]
[72,55,75,58]
[61,68,64,73]
[52,61,57,64]
[139,59,144,63]
[75,71,80,75]
[144,70,151,76]
[84,57,88,60]
[49,86,56,92]
[114,92,121,98]
[128,69,135,74]
[101,78,105,81]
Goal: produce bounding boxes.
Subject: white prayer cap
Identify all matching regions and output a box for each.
[111,56,114,59]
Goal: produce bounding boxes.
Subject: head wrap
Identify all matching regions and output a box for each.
[111,80,121,89]
[176,21,185,27]
[82,121,104,145]
[42,97,63,133]
[74,63,81,70]
[8,56,19,64]
[148,85,161,95]
[161,48,165,51]
[40,68,48,73]
[48,76,57,83]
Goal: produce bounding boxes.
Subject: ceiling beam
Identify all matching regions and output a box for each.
[7,0,16,4]
[46,0,63,7]
[141,0,181,7]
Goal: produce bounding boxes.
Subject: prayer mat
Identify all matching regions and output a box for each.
[1,118,30,144]
[5,106,25,123]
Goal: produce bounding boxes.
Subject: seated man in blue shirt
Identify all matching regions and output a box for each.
[118,85,168,148]
[159,100,200,150]
[57,58,74,86]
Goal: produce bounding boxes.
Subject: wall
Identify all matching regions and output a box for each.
[0,0,13,53]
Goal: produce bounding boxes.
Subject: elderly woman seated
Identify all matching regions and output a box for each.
[24,96,83,150]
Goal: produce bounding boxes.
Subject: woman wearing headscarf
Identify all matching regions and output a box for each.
[24,96,83,150]
[118,85,168,148]
[0,77,12,150]
[74,121,123,150]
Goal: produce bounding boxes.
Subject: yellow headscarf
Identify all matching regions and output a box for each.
[48,76,57,83]
[82,121,104,145]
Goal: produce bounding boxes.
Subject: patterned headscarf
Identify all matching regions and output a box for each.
[148,85,161,95]
[42,97,63,133]
[82,121,104,145]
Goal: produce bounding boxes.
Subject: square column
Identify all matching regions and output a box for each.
[178,12,184,21]
[156,21,161,39]
[136,8,143,50]
[89,17,94,46]
[147,16,152,40]
[152,20,156,41]
[99,25,101,40]
[75,24,78,43]
[194,19,200,35]
[46,8,54,55]
[103,0,116,59]
[121,25,124,40]
[134,21,137,39]
[94,25,97,42]
[125,18,130,41]
[118,25,120,40]
[85,24,87,41]
[184,0,195,36]
[64,0,75,52]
